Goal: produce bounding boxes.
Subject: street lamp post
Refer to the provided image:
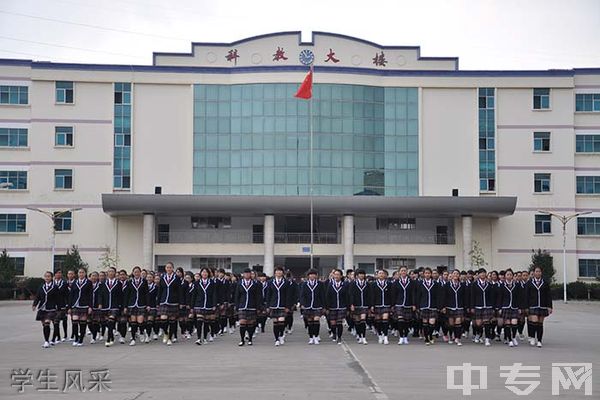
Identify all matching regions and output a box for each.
[27,207,82,270]
[537,210,592,303]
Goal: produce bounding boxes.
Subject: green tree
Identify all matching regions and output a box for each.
[98,247,119,270]
[469,240,487,269]
[58,245,88,275]
[530,249,555,283]
[0,249,17,285]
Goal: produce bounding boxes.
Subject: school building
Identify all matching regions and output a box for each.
[1,31,599,280]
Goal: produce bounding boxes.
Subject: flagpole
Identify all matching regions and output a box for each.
[309,63,314,270]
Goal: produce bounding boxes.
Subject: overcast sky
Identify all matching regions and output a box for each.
[0,0,598,70]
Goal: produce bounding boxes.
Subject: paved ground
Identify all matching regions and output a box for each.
[0,300,598,399]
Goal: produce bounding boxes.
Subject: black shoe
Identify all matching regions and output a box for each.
[238,341,245,346]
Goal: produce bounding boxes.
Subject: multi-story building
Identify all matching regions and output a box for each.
[1,31,599,280]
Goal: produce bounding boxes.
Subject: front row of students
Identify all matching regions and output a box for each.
[32,263,553,349]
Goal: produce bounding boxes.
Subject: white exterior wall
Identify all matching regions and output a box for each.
[1,32,599,279]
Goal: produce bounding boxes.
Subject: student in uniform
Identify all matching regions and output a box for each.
[284,270,298,334]
[175,267,189,341]
[299,269,326,345]
[157,261,181,346]
[525,266,553,348]
[348,269,371,345]
[257,272,269,334]
[51,269,68,344]
[124,266,149,346]
[518,270,530,340]
[99,267,123,347]
[460,270,472,339]
[370,269,392,345]
[234,268,263,346]
[392,266,415,345]
[65,269,77,341]
[215,269,231,335]
[145,272,158,342]
[189,267,219,345]
[470,268,496,346]
[68,268,93,347]
[325,269,349,344]
[88,271,104,344]
[415,267,441,345]
[32,271,60,348]
[266,266,293,346]
[496,268,523,347]
[442,269,468,346]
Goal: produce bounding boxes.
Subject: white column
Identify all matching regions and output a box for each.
[462,215,473,269]
[343,214,354,270]
[263,214,275,276]
[142,213,155,270]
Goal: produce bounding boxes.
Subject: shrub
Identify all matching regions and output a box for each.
[589,283,600,300]
[567,281,589,300]
[550,283,563,300]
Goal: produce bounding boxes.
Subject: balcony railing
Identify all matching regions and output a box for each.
[157,230,339,244]
[355,231,455,245]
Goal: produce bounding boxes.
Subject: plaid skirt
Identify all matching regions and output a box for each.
[36,309,56,321]
[372,306,391,316]
[352,306,369,318]
[419,308,438,320]
[528,307,549,317]
[178,306,188,318]
[193,308,216,318]
[105,309,120,319]
[257,307,268,317]
[146,308,157,318]
[474,307,495,321]
[71,307,89,318]
[54,309,67,322]
[446,309,464,319]
[128,307,146,317]
[158,304,179,318]
[237,309,257,321]
[394,306,414,321]
[328,308,347,321]
[91,309,106,322]
[303,308,323,319]
[269,308,287,319]
[500,308,520,320]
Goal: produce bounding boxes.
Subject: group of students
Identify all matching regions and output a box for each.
[32,261,552,349]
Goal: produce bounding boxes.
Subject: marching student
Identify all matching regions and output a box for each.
[145,272,158,341]
[470,268,496,346]
[299,269,326,345]
[234,268,263,346]
[442,270,468,346]
[496,268,523,347]
[284,271,298,334]
[116,269,129,343]
[349,269,371,344]
[32,271,60,348]
[415,267,441,345]
[460,270,472,339]
[99,267,123,347]
[325,269,349,344]
[68,268,93,347]
[266,266,293,346]
[189,267,219,345]
[89,271,104,344]
[518,270,530,340]
[51,269,68,344]
[257,272,269,334]
[175,267,189,341]
[124,266,149,346]
[216,269,232,334]
[65,269,77,341]
[525,266,552,348]
[370,269,392,345]
[157,261,181,346]
[392,266,415,345]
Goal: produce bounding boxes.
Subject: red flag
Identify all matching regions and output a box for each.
[294,67,313,99]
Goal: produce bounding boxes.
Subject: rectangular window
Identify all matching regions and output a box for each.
[232,262,249,274]
[535,214,552,234]
[157,224,169,243]
[579,259,600,278]
[533,88,550,110]
[0,170,27,190]
[53,255,67,273]
[0,128,28,147]
[53,211,72,232]
[55,126,74,147]
[8,257,25,275]
[376,217,416,230]
[478,88,495,192]
[54,169,73,189]
[575,93,600,112]
[55,81,74,104]
[0,214,26,232]
[0,85,28,104]
[576,176,600,194]
[533,132,551,152]
[192,257,232,270]
[576,134,600,153]
[577,217,600,235]
[358,262,375,275]
[534,173,551,193]
[376,258,416,270]
[114,83,132,189]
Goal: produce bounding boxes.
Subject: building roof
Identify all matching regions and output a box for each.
[101,194,517,218]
